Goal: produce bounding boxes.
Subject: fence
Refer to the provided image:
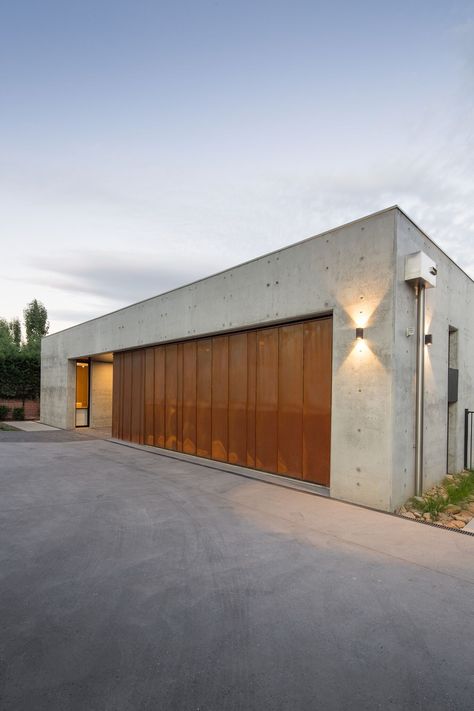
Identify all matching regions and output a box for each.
[0,399,40,421]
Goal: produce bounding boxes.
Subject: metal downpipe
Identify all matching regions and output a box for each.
[415,283,426,496]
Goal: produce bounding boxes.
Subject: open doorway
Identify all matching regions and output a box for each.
[75,359,90,427]
[75,354,114,432]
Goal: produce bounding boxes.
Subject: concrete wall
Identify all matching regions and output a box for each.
[89,361,113,428]
[40,337,76,430]
[391,211,474,508]
[41,208,398,509]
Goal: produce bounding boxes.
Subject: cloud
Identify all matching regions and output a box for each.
[20,249,222,306]
[47,307,111,324]
[2,10,473,334]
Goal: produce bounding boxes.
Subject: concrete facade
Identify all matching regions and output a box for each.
[392,211,474,500]
[40,207,474,511]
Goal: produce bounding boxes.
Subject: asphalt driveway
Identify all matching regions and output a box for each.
[1,433,474,710]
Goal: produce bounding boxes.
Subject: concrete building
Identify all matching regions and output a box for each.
[40,206,474,511]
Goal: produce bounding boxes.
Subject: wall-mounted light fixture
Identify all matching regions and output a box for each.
[424,334,433,346]
[356,327,364,340]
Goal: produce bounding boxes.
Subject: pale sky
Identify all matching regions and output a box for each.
[1,0,473,334]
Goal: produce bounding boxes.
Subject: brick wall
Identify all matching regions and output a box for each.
[0,399,40,420]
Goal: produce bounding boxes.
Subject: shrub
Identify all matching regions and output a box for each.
[0,353,41,400]
[12,406,24,420]
[410,493,447,520]
[444,471,474,505]
[0,404,9,420]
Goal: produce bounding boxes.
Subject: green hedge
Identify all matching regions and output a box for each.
[0,354,40,400]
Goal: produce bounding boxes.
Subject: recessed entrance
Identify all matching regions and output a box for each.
[74,354,114,431]
[75,359,90,427]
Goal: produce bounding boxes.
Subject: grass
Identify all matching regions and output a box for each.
[411,493,447,519]
[410,470,474,520]
[445,470,474,505]
[0,423,20,431]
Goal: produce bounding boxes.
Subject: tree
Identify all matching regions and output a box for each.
[23,299,49,352]
[0,352,41,400]
[0,319,17,356]
[0,301,48,405]
[9,318,21,347]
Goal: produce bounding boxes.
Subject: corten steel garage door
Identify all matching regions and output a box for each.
[112,317,332,486]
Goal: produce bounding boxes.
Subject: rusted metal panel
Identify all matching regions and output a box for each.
[114,316,332,487]
[196,339,212,457]
[182,341,197,454]
[303,318,332,485]
[228,332,248,465]
[144,348,155,445]
[278,323,304,477]
[165,344,178,450]
[118,352,124,440]
[111,352,120,439]
[211,335,229,461]
[122,351,132,442]
[246,330,257,468]
[177,343,184,452]
[131,349,144,444]
[154,346,165,448]
[255,328,278,473]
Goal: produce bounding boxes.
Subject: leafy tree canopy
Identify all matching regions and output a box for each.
[0,301,49,400]
[9,318,21,347]
[0,352,41,400]
[23,299,49,353]
[1,302,50,356]
[0,319,18,357]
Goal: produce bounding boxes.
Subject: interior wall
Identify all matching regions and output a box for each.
[90,361,113,428]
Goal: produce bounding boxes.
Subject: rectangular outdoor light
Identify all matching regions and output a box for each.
[425,334,433,346]
[356,327,364,340]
